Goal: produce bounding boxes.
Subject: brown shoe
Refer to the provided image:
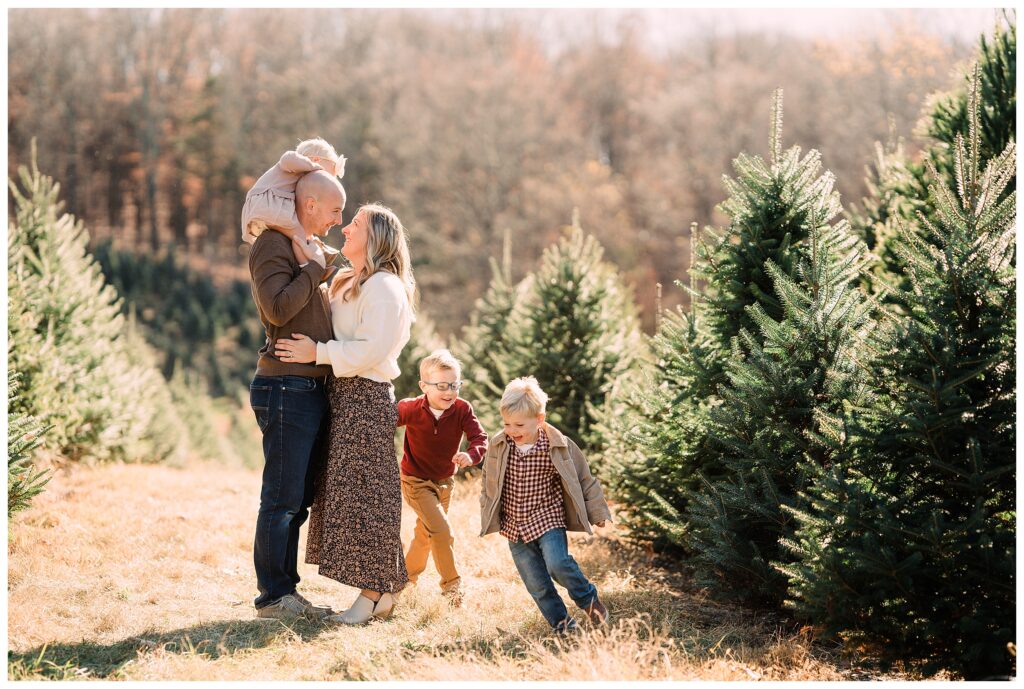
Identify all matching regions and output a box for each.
[442,587,463,609]
[584,596,608,625]
[552,617,580,635]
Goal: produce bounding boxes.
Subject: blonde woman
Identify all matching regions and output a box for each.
[275,203,415,624]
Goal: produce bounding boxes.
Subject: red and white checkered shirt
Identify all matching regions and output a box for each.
[499,428,566,542]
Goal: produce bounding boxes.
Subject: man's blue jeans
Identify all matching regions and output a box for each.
[507,528,598,628]
[250,375,329,608]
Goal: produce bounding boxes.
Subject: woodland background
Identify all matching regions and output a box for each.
[9,8,985,337]
[8,8,1015,680]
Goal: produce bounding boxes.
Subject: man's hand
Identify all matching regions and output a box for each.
[274,333,317,364]
[452,452,473,469]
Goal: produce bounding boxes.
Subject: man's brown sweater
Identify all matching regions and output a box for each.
[249,229,336,378]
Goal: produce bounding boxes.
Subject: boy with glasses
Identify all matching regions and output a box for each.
[397,349,488,607]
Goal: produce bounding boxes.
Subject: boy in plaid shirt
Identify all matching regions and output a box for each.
[478,377,612,633]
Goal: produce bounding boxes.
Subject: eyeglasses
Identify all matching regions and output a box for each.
[421,381,464,392]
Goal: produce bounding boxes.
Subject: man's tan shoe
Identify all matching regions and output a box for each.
[292,591,335,619]
[255,593,308,622]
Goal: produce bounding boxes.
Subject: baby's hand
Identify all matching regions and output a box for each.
[291,237,327,268]
[316,236,341,261]
[290,237,308,264]
[452,452,472,469]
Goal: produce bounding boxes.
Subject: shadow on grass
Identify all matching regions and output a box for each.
[8,617,330,680]
[405,632,536,664]
[567,536,776,654]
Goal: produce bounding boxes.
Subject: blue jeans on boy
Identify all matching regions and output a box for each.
[250,375,329,609]
[508,527,598,628]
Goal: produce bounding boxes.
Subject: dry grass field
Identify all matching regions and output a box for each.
[8,460,921,680]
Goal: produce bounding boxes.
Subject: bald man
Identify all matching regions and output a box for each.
[248,170,346,622]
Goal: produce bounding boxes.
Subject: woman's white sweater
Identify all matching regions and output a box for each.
[315,271,411,382]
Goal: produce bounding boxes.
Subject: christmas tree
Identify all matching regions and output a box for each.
[687,211,876,606]
[702,90,843,342]
[609,91,847,550]
[8,147,184,463]
[456,229,525,434]
[853,21,1015,298]
[502,214,644,450]
[925,21,1015,191]
[850,130,929,296]
[93,240,266,396]
[7,371,51,517]
[596,286,722,551]
[784,75,1016,678]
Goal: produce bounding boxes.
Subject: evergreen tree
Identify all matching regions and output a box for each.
[8,371,51,517]
[849,131,930,296]
[120,315,189,464]
[702,90,842,343]
[925,21,1016,191]
[596,297,722,551]
[784,79,1016,678]
[853,21,1015,297]
[161,365,263,467]
[223,388,268,469]
[8,148,184,463]
[687,212,876,606]
[165,364,230,464]
[501,215,644,450]
[93,240,265,397]
[456,229,532,435]
[607,91,845,549]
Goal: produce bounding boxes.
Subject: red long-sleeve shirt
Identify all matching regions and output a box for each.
[397,396,488,481]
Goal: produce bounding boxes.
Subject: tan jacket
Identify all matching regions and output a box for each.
[479,423,612,537]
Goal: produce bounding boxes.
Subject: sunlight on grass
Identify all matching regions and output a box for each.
[8,460,920,680]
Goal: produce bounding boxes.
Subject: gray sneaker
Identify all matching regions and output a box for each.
[292,591,335,619]
[255,593,309,622]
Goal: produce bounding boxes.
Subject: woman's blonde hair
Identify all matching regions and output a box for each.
[330,203,416,312]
